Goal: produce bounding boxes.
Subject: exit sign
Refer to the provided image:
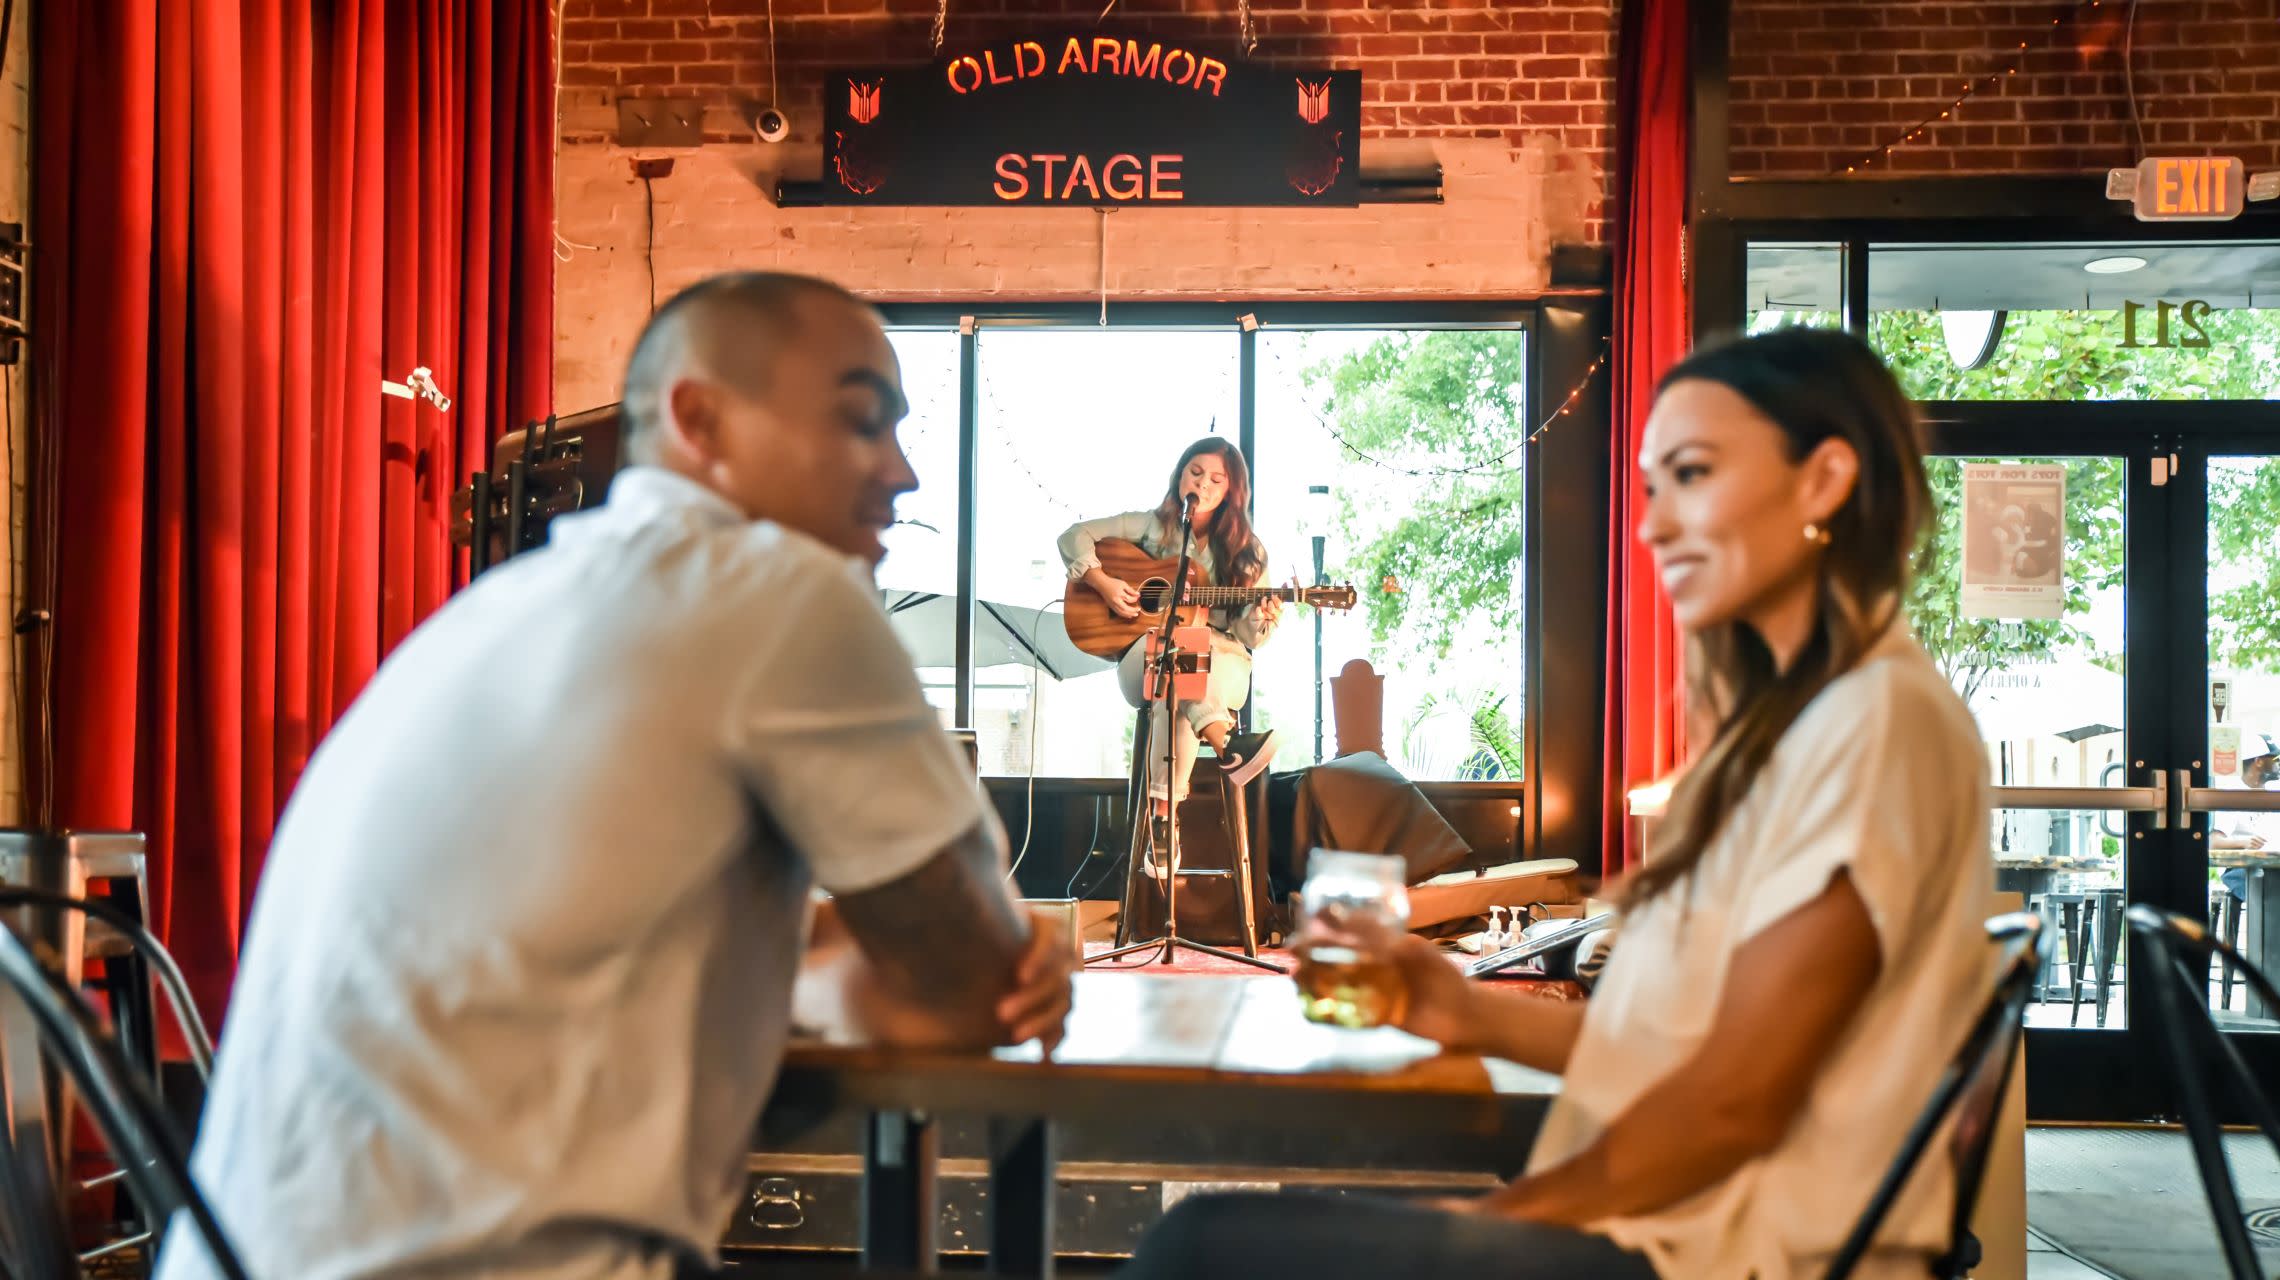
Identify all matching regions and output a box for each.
[2130,156,2245,222]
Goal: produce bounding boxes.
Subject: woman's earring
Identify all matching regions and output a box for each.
[1803,522,1834,546]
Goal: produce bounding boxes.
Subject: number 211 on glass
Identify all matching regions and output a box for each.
[2119,299,2212,349]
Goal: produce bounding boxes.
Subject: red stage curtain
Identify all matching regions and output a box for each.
[31,0,554,1022]
[1602,0,1691,876]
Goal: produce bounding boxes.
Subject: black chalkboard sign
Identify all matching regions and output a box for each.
[820,35,1361,208]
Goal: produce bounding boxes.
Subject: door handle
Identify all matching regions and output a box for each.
[2099,762,2128,838]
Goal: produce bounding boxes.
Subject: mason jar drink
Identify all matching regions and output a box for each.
[1294,850,1411,1029]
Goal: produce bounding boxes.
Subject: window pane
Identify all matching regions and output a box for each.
[2206,455,2280,1030]
[973,329,1241,777]
[1869,242,2280,401]
[1907,456,2128,791]
[1744,242,1846,334]
[1251,329,1527,781]
[876,330,965,730]
[1912,455,2129,1030]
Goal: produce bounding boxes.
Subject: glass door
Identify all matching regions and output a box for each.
[2186,453,2280,1042]
[1741,235,2280,1120]
[1912,445,2161,1119]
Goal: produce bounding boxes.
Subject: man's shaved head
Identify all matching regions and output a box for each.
[616,271,916,567]
[621,272,873,464]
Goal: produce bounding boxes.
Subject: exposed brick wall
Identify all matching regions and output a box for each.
[561,0,1617,184]
[1731,0,2280,178]
[552,0,1619,410]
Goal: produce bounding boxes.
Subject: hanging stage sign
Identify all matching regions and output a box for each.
[821,35,1361,207]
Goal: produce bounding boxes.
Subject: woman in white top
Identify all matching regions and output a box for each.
[1125,329,1995,1280]
[1059,438,1282,840]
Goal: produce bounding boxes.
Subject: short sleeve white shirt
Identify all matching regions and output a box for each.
[157,467,1001,1280]
[2214,772,2280,845]
[1527,627,1995,1280]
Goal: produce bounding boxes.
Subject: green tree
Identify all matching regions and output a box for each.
[1873,307,2280,681]
[1303,306,2280,745]
[2209,457,2280,673]
[1303,329,1528,778]
[1906,455,2123,700]
[1305,329,1527,662]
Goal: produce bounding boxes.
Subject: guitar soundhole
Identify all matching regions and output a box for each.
[1137,578,1172,615]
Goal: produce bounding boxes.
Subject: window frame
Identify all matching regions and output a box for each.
[876,299,1609,870]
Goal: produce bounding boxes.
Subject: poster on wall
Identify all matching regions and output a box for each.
[1960,463,2067,621]
[820,34,1361,207]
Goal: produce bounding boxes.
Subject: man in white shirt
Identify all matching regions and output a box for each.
[2214,731,2280,904]
[157,272,1071,1280]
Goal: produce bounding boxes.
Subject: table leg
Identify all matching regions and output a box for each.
[986,1116,1055,1277]
[2250,869,2278,1022]
[861,1110,938,1273]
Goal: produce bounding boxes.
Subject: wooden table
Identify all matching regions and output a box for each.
[770,972,1559,1277]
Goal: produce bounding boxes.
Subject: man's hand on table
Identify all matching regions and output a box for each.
[997,907,1076,1055]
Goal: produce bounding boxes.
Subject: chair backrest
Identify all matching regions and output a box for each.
[2125,903,2280,1280]
[0,925,251,1280]
[1825,912,2046,1280]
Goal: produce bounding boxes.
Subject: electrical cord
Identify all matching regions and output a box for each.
[2122,0,2145,164]
[3,366,18,814]
[1003,592,1067,887]
[1061,798,1109,899]
[642,176,658,313]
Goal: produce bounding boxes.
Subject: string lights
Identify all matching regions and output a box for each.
[977,373,1085,515]
[1278,338,1612,480]
[1843,0,2105,175]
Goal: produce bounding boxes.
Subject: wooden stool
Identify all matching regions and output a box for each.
[1109,706,1269,960]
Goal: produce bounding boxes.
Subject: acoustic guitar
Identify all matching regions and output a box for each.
[1062,537,1360,659]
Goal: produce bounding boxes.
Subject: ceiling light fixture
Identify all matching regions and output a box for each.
[2084,255,2149,274]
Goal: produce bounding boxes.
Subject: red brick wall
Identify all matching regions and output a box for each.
[561,0,1617,232]
[551,1,1621,408]
[1730,0,2280,178]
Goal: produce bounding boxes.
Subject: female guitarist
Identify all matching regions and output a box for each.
[1058,438,1281,849]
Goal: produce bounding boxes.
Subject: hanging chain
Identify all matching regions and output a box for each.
[1097,208,1112,326]
[931,0,947,52]
[766,0,780,106]
[1239,0,1257,53]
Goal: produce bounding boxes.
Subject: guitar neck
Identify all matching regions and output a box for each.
[1182,586,1301,607]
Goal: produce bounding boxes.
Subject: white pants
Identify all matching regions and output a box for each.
[1119,630,1252,806]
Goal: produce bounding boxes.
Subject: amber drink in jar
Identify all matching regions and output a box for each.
[1294,850,1411,1029]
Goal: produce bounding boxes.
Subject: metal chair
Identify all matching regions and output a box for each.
[1825,913,2046,1280]
[0,887,216,1080]
[2126,904,2280,1280]
[0,888,218,1275]
[2207,880,2247,1012]
[0,924,248,1280]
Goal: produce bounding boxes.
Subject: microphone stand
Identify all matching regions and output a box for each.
[1091,495,1284,972]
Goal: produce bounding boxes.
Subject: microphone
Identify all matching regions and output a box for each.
[1181,491,1197,516]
